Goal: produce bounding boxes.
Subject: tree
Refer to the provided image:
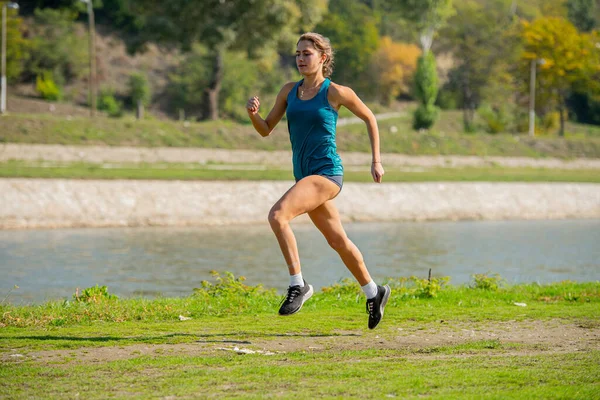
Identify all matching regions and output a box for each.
[566,0,598,32]
[382,0,455,129]
[441,0,521,132]
[0,2,29,82]
[315,0,379,92]
[521,17,598,135]
[26,7,88,86]
[369,37,420,105]
[412,52,439,129]
[383,0,455,52]
[126,0,326,120]
[128,72,150,120]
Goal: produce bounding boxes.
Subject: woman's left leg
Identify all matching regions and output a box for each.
[307,200,372,285]
[308,200,391,329]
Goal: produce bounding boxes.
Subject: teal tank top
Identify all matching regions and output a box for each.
[286,78,343,181]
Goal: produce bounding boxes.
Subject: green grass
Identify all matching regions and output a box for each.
[1,350,598,399]
[2,160,600,183]
[1,276,599,398]
[3,111,600,158]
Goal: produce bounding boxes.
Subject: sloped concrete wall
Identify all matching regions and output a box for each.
[2,179,599,229]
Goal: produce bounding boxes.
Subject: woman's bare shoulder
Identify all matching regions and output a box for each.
[328,81,354,98]
[328,81,356,107]
[280,81,298,97]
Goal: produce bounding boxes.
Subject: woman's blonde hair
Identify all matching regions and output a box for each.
[297,32,335,78]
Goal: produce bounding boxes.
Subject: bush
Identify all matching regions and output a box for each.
[194,271,273,298]
[383,276,450,299]
[413,104,439,130]
[470,273,505,291]
[28,8,88,85]
[73,285,118,303]
[98,88,123,118]
[128,72,151,107]
[540,112,561,134]
[35,71,61,101]
[477,104,512,133]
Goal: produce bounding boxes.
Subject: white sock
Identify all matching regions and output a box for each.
[290,273,304,287]
[362,280,378,299]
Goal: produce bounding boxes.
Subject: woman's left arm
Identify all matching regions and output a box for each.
[331,85,384,183]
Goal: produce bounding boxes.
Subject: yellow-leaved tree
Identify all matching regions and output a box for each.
[521,17,599,135]
[369,37,421,106]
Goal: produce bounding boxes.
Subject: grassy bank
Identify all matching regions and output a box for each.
[2,111,600,158]
[1,274,599,398]
[3,160,600,183]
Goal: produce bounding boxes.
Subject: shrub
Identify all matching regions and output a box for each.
[384,276,450,298]
[128,72,151,107]
[470,273,505,291]
[35,71,61,101]
[478,104,512,133]
[28,8,88,85]
[98,88,123,118]
[194,271,273,298]
[73,285,118,303]
[413,104,439,130]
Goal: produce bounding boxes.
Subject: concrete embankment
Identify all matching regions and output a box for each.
[1,179,599,229]
[3,143,600,169]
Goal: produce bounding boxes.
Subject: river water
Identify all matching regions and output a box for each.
[1,219,599,304]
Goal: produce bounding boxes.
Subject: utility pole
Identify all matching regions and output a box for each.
[81,0,96,117]
[1,2,19,115]
[528,58,545,137]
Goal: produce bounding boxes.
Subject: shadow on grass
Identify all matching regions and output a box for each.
[0,331,362,344]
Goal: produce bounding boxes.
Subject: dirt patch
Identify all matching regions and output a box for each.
[4,320,598,366]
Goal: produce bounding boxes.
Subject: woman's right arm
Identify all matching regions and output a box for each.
[246,82,295,137]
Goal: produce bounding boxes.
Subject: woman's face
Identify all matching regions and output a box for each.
[296,40,325,76]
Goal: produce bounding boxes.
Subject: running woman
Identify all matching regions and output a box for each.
[246,32,390,329]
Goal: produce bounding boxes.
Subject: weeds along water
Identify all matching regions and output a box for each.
[1,272,598,328]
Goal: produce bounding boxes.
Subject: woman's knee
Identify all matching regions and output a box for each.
[268,205,289,230]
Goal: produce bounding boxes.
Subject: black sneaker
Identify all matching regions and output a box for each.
[278,280,314,316]
[366,284,391,329]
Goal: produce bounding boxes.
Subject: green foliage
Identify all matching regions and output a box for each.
[521,17,600,134]
[412,52,440,129]
[127,72,151,107]
[470,273,505,291]
[98,88,123,118]
[127,0,325,119]
[566,0,598,32]
[413,104,439,130]
[0,4,29,81]
[73,285,118,303]
[194,271,274,298]
[35,71,62,101]
[384,0,455,50]
[477,104,514,133]
[27,7,88,85]
[315,0,379,90]
[414,53,438,107]
[320,278,362,296]
[220,51,267,121]
[441,0,522,133]
[168,45,282,121]
[1,276,598,328]
[384,276,450,298]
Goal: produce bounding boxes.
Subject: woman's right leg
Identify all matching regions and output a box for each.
[268,175,340,275]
